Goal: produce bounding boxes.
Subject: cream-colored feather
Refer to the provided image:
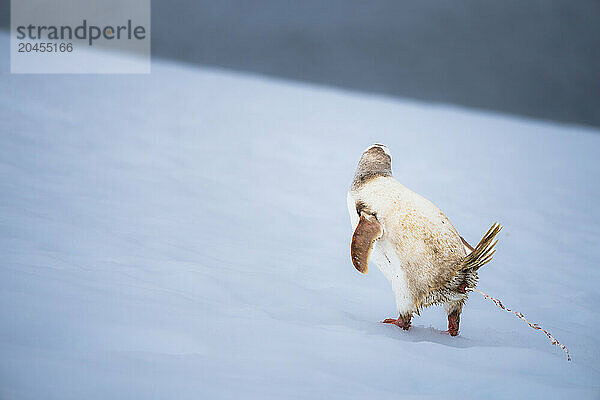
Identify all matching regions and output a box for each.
[347,145,501,321]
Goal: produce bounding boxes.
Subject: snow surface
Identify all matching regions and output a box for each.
[1,33,600,399]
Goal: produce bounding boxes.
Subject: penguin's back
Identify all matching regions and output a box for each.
[349,175,467,303]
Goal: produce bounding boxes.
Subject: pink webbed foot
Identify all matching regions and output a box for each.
[382,314,411,330]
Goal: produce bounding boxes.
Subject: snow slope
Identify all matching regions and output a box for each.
[1,33,599,399]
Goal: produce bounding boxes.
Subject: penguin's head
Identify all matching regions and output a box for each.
[362,143,391,163]
[353,144,392,185]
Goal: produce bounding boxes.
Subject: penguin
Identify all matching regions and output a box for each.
[347,144,501,336]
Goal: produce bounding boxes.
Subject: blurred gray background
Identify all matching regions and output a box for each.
[2,0,599,127]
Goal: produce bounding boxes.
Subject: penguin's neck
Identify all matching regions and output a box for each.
[352,166,392,190]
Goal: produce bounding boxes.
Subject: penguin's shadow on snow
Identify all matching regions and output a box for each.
[368,322,475,348]
[344,312,538,351]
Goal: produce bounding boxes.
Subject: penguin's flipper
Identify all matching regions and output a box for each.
[351,213,383,274]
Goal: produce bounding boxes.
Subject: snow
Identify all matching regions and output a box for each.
[1,32,599,399]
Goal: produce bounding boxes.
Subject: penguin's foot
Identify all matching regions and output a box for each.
[382,314,411,330]
[447,311,460,336]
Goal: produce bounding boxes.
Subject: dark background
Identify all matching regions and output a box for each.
[2,0,599,127]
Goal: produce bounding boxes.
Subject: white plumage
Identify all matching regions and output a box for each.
[347,144,501,335]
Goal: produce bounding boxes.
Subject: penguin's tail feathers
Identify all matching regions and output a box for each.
[460,222,502,272]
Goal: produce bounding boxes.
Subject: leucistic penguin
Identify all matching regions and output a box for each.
[347,144,501,335]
